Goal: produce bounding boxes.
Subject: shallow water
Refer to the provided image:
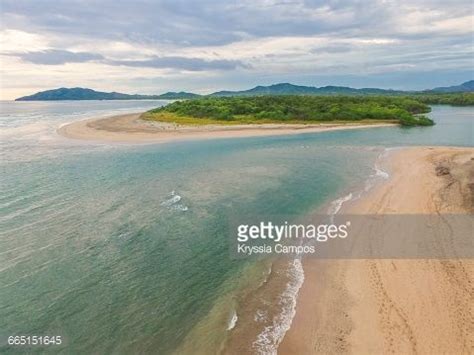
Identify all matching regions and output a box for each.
[0,102,472,353]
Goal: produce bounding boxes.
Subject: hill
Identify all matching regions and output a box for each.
[429,80,474,93]
[15,81,474,101]
[210,83,403,96]
[15,87,198,101]
[156,92,202,99]
[15,87,156,101]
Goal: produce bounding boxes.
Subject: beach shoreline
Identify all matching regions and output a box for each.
[279,146,474,354]
[57,112,397,143]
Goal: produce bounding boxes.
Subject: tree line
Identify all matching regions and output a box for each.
[148,95,438,126]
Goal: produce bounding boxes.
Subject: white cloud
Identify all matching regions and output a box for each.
[0,30,50,53]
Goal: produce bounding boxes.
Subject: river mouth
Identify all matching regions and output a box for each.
[0,102,472,353]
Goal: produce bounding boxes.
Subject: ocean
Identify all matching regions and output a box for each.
[0,101,472,353]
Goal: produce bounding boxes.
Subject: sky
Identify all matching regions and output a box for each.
[0,0,473,100]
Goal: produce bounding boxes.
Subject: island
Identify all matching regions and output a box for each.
[49,82,474,143]
[56,95,450,144]
[143,95,435,126]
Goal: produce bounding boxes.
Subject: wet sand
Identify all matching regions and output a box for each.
[57,112,396,143]
[280,147,474,354]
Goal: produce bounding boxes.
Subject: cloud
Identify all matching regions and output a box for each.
[108,56,250,71]
[0,29,50,53]
[2,1,471,53]
[7,48,248,71]
[3,0,469,47]
[17,49,103,65]
[0,0,472,99]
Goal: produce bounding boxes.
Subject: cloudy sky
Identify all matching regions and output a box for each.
[0,0,473,99]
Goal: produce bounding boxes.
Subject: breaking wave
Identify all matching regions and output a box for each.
[252,259,304,355]
[327,192,354,215]
[160,191,188,211]
[328,148,392,216]
[227,310,238,331]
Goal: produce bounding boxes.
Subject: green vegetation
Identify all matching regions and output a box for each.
[143,95,435,127]
[410,92,474,106]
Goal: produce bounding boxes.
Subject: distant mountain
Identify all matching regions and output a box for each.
[15,87,160,101]
[211,83,317,96]
[429,80,474,93]
[15,87,199,101]
[156,91,202,99]
[210,83,404,96]
[15,81,474,101]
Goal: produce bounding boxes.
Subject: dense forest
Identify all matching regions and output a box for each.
[411,92,474,106]
[144,95,435,126]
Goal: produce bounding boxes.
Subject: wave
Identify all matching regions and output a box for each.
[160,192,181,207]
[252,258,304,355]
[374,166,389,179]
[327,192,354,215]
[0,122,52,139]
[327,148,392,217]
[170,204,188,211]
[160,191,188,211]
[364,148,391,192]
[254,309,268,323]
[227,310,238,331]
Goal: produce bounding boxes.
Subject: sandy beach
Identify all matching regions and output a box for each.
[57,112,396,143]
[280,147,474,354]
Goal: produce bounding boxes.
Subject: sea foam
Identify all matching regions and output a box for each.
[227,310,238,331]
[252,258,304,355]
[327,192,354,215]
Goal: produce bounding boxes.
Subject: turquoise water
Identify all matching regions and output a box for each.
[0,102,472,353]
